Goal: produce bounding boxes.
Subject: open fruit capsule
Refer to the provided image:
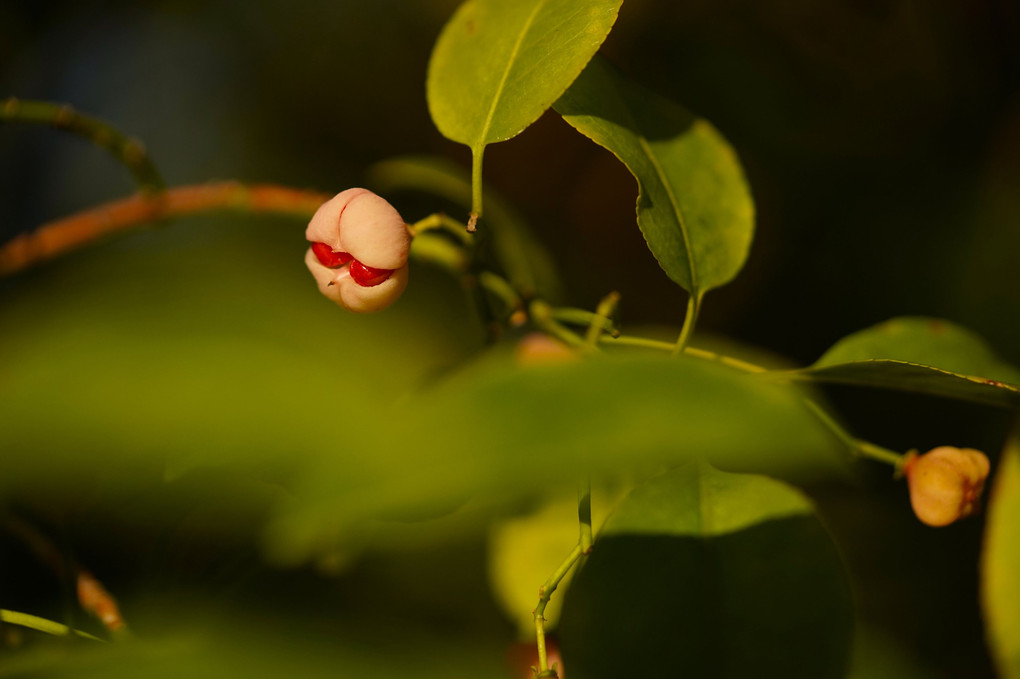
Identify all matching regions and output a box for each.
[304,188,411,312]
[903,446,991,527]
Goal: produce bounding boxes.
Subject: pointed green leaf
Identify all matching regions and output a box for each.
[784,317,1020,408]
[427,0,623,149]
[554,56,755,296]
[558,464,853,679]
[982,425,1020,678]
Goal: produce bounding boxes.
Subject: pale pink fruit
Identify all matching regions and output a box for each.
[304,188,411,312]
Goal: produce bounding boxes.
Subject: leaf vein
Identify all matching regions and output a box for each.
[477,0,548,146]
[637,135,698,292]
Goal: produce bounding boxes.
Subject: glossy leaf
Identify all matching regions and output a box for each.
[555,56,755,297]
[427,0,622,148]
[266,354,848,563]
[786,317,1020,408]
[369,155,563,300]
[558,463,854,679]
[982,424,1020,678]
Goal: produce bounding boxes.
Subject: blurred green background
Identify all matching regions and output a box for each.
[1,1,1018,677]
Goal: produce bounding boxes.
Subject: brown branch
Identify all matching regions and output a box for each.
[0,182,331,276]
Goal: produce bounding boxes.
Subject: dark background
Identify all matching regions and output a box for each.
[2,2,1018,677]
[3,0,1017,363]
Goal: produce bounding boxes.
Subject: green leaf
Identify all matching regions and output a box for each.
[784,317,1020,408]
[426,0,623,147]
[554,56,755,298]
[265,354,848,563]
[558,464,854,679]
[369,155,563,300]
[982,424,1020,678]
[0,612,507,679]
[427,0,622,215]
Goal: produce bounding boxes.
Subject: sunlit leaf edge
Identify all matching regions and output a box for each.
[782,359,1020,409]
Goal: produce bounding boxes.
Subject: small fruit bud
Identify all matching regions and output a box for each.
[904,446,991,527]
[514,333,578,365]
[304,188,411,312]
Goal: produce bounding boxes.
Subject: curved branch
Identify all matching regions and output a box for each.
[1,97,165,192]
[0,182,331,276]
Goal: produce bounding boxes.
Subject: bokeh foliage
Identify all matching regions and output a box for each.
[2,1,1018,677]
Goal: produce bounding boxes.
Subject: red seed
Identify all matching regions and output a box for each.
[349,259,393,287]
[311,242,353,268]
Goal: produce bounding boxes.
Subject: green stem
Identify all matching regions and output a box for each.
[601,335,768,373]
[1,98,165,193]
[684,347,768,374]
[479,271,524,321]
[550,307,619,336]
[469,146,484,231]
[534,543,583,677]
[578,479,593,555]
[466,273,500,344]
[857,440,907,467]
[803,398,905,467]
[0,609,103,642]
[601,334,675,352]
[672,294,701,356]
[528,300,586,349]
[408,213,473,246]
[585,292,621,348]
[408,233,470,274]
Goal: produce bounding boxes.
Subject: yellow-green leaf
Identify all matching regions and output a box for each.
[785,317,1020,408]
[982,423,1020,677]
[555,56,754,298]
[426,0,622,214]
[427,0,622,148]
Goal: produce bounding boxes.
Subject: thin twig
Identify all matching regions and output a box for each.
[0,182,330,276]
[1,97,165,192]
[534,543,583,678]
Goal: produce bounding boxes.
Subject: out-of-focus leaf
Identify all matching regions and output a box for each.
[784,317,1020,408]
[558,463,854,679]
[0,217,474,499]
[555,56,754,298]
[266,353,848,563]
[426,0,622,150]
[370,155,563,300]
[0,612,506,679]
[981,423,1020,678]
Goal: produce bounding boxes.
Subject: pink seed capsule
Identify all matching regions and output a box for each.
[304,189,411,312]
[904,446,991,527]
